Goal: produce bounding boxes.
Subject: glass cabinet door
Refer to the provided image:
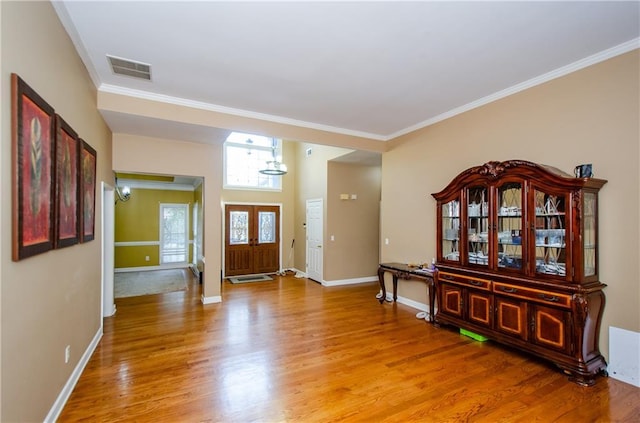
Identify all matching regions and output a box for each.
[466,185,489,267]
[496,181,523,271]
[441,198,460,263]
[533,189,567,277]
[582,192,597,277]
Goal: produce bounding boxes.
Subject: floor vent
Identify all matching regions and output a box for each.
[107,55,151,80]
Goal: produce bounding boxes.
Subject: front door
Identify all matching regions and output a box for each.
[225,204,280,276]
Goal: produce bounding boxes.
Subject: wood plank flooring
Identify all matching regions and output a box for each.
[59,274,640,422]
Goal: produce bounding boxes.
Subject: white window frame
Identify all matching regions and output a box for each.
[223,133,284,191]
[159,203,189,265]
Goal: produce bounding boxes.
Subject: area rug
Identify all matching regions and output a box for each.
[228,275,273,284]
[115,269,188,298]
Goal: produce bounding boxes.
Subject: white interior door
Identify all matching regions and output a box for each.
[306,198,323,282]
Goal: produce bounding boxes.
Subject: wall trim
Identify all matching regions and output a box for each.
[114,240,159,247]
[99,83,387,141]
[45,328,103,423]
[379,292,439,321]
[388,38,640,139]
[201,295,222,304]
[115,240,194,247]
[322,276,378,287]
[115,264,190,273]
[99,37,640,143]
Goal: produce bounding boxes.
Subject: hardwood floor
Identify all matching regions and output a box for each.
[59,274,639,422]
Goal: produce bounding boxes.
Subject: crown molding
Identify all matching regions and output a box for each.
[98,84,388,142]
[99,38,639,143]
[51,2,102,88]
[388,38,640,140]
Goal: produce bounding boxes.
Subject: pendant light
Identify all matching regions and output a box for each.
[259,139,287,175]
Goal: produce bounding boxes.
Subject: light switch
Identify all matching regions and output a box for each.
[340,194,349,200]
[351,194,357,200]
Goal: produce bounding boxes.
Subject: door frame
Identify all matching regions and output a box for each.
[101,182,116,317]
[222,201,283,277]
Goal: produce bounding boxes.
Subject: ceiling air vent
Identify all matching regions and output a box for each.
[107,55,151,80]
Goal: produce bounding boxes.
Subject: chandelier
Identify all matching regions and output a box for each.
[259,140,287,175]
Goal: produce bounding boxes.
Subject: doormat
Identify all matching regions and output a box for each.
[228,275,273,284]
[115,269,188,298]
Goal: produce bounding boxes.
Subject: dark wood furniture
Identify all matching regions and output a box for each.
[378,262,435,322]
[432,160,607,386]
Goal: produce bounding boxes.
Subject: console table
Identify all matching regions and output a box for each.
[377,263,436,322]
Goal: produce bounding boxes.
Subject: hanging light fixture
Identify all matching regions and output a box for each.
[259,139,287,175]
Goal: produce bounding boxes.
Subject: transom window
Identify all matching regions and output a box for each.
[224,132,283,190]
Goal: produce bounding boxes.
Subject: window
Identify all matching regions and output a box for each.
[160,203,189,264]
[224,132,283,190]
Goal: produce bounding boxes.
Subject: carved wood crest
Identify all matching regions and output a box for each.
[474,160,534,179]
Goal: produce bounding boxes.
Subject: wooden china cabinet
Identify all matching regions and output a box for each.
[432,160,607,386]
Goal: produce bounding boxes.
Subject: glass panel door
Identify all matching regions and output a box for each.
[583,192,597,277]
[441,198,460,262]
[497,182,523,271]
[533,190,567,276]
[160,203,189,264]
[467,186,489,267]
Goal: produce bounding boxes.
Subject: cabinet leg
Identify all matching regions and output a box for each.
[568,374,596,387]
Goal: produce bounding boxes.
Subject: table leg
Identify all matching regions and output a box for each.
[377,267,386,303]
[428,281,436,323]
[392,275,398,302]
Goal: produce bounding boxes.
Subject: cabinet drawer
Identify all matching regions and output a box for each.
[438,271,491,291]
[493,282,571,309]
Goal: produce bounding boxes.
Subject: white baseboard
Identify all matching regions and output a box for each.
[379,290,438,314]
[322,275,378,287]
[201,294,222,304]
[115,264,190,273]
[45,327,103,423]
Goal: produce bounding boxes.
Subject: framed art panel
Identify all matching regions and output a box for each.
[11,74,56,261]
[79,139,97,243]
[54,115,80,248]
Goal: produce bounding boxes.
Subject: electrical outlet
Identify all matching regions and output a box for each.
[65,345,70,364]
[145,256,150,261]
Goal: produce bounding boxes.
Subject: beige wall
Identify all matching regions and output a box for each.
[112,134,222,301]
[1,2,112,421]
[381,50,640,358]
[222,140,296,273]
[293,143,354,275]
[326,162,381,281]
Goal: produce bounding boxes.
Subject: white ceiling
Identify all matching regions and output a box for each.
[54,1,639,145]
